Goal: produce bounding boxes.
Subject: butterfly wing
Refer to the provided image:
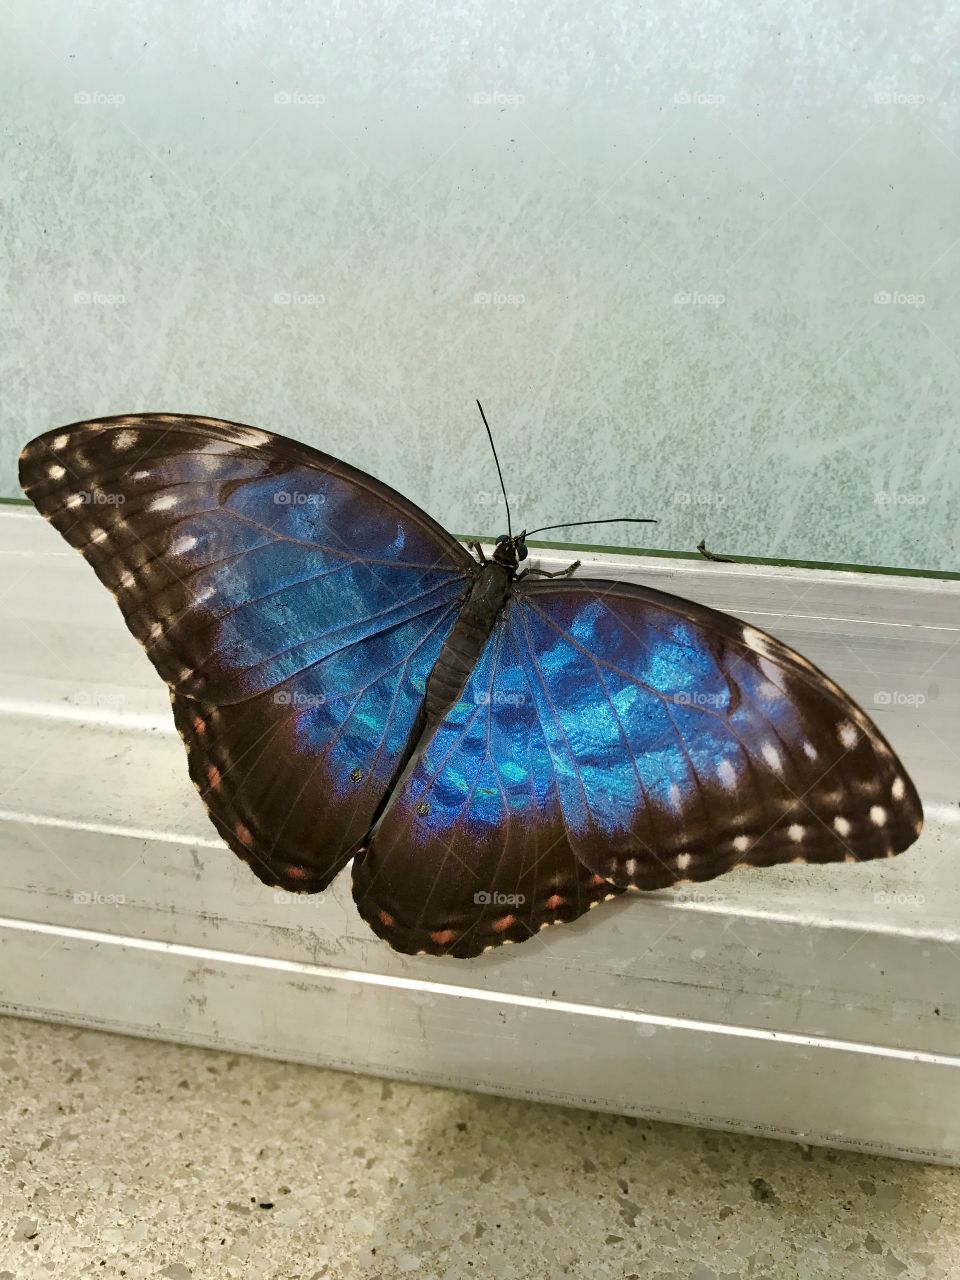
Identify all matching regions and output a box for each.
[352,617,624,958]
[512,577,922,886]
[355,574,922,956]
[19,413,474,890]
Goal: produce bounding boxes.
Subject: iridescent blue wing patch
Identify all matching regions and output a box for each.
[509,578,922,887]
[356,575,922,954]
[353,619,624,957]
[19,414,473,890]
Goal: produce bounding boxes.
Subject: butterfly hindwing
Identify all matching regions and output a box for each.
[20,414,473,888]
[353,621,624,957]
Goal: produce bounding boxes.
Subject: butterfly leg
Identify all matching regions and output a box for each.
[468,540,488,563]
[518,559,581,580]
[696,539,734,563]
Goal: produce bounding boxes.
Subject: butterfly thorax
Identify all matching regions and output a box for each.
[423,562,512,721]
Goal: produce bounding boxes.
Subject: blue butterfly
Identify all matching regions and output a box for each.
[19,412,923,957]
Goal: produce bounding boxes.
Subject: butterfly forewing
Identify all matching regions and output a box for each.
[20,414,473,889]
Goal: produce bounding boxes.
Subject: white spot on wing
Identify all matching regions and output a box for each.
[170,535,198,556]
[676,852,691,871]
[802,741,818,761]
[761,742,782,772]
[733,835,750,853]
[625,858,638,877]
[52,434,69,450]
[113,430,139,450]
[891,777,905,801]
[742,627,769,655]
[870,805,887,827]
[150,494,178,512]
[833,815,851,836]
[838,721,858,749]
[759,657,786,691]
[788,823,805,843]
[48,464,65,480]
[718,760,737,788]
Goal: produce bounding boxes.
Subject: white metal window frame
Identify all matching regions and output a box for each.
[1,508,958,1163]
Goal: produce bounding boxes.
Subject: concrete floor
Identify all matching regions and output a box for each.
[0,1017,957,1280]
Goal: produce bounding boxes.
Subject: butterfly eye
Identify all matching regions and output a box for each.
[516,541,528,562]
[495,534,510,545]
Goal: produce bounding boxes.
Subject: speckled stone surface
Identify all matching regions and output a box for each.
[1,1017,957,1279]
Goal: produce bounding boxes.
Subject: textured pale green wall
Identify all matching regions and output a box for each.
[2,1,957,571]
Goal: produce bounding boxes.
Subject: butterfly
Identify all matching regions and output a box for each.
[19,412,924,958]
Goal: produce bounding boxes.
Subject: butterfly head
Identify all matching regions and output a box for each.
[493,532,528,571]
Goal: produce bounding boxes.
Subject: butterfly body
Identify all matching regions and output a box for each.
[20,414,924,958]
[424,558,512,720]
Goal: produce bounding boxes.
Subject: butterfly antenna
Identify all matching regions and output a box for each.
[476,400,512,540]
[524,517,658,538]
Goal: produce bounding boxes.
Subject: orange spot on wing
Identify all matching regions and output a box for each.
[378,910,395,927]
[206,765,220,789]
[235,823,253,846]
[430,929,457,946]
[546,894,565,910]
[193,716,206,734]
[590,874,606,886]
[492,915,516,933]
[283,864,309,880]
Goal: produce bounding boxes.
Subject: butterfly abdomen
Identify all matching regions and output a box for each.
[424,562,511,721]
